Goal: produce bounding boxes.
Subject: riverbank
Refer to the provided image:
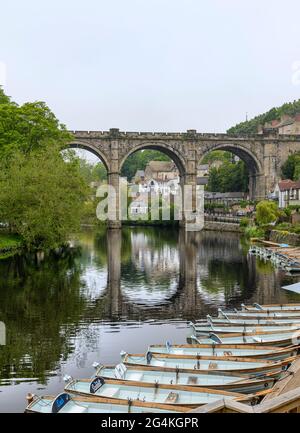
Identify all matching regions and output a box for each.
[0,233,23,259]
[204,221,242,233]
[269,230,300,246]
[82,220,242,232]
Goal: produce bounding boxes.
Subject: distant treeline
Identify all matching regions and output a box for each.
[227,99,300,135]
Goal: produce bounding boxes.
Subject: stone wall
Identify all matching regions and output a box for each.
[269,230,300,246]
[204,221,242,233]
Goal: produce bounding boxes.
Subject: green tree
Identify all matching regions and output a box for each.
[281,152,300,180]
[76,159,94,184]
[121,150,170,180]
[228,99,300,135]
[0,148,88,250]
[0,88,89,251]
[0,99,71,158]
[0,86,11,104]
[206,160,249,192]
[92,162,107,181]
[256,200,279,226]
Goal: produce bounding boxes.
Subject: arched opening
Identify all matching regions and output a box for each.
[62,145,108,225]
[120,144,185,225]
[68,142,110,172]
[199,145,261,215]
[120,143,186,178]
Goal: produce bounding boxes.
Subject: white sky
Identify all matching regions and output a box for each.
[1,0,300,142]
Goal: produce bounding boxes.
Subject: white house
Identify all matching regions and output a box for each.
[273,179,300,208]
[129,194,149,218]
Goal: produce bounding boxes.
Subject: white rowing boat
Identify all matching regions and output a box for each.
[64,376,254,408]
[148,342,297,361]
[94,363,277,394]
[25,392,188,413]
[122,352,293,375]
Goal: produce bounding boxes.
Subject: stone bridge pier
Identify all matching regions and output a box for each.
[70,128,300,230]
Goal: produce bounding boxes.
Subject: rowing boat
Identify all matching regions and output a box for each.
[189,322,300,336]
[241,303,300,312]
[188,329,300,347]
[25,393,189,413]
[204,315,300,327]
[64,376,254,408]
[147,343,297,361]
[122,352,293,375]
[94,363,278,394]
[218,308,300,319]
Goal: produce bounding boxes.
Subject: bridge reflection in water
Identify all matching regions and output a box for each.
[103,227,296,321]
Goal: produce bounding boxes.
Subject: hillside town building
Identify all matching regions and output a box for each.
[272,179,300,208]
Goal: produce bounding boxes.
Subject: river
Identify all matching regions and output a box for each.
[0,227,299,412]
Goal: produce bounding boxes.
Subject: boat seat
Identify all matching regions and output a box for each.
[103,387,118,398]
[155,361,165,367]
[165,392,179,404]
[129,373,143,381]
[187,376,198,385]
[69,405,88,413]
[88,407,106,413]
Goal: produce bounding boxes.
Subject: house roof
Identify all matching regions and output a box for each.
[278,179,300,191]
[277,118,295,128]
[292,180,300,189]
[264,114,300,130]
[147,161,177,172]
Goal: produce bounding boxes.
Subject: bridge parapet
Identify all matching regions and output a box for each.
[70,129,288,141]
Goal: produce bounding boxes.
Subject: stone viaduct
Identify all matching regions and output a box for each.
[69,128,300,229]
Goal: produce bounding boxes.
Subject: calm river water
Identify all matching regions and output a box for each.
[0,227,299,412]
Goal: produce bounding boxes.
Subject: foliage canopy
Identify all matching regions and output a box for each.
[228,99,300,135]
[281,152,300,180]
[0,88,88,251]
[256,200,279,226]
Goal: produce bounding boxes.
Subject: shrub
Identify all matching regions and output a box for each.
[244,226,265,239]
[256,201,279,226]
[240,217,250,228]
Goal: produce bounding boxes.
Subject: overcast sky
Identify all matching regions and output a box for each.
[1,0,300,134]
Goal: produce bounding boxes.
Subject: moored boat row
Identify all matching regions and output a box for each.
[249,245,300,273]
[25,301,300,413]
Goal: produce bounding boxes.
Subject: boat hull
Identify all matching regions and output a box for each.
[219,311,300,319]
[149,343,298,361]
[25,394,189,413]
[205,317,300,327]
[190,323,300,337]
[95,364,277,394]
[123,353,293,376]
[242,305,300,313]
[64,377,253,407]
